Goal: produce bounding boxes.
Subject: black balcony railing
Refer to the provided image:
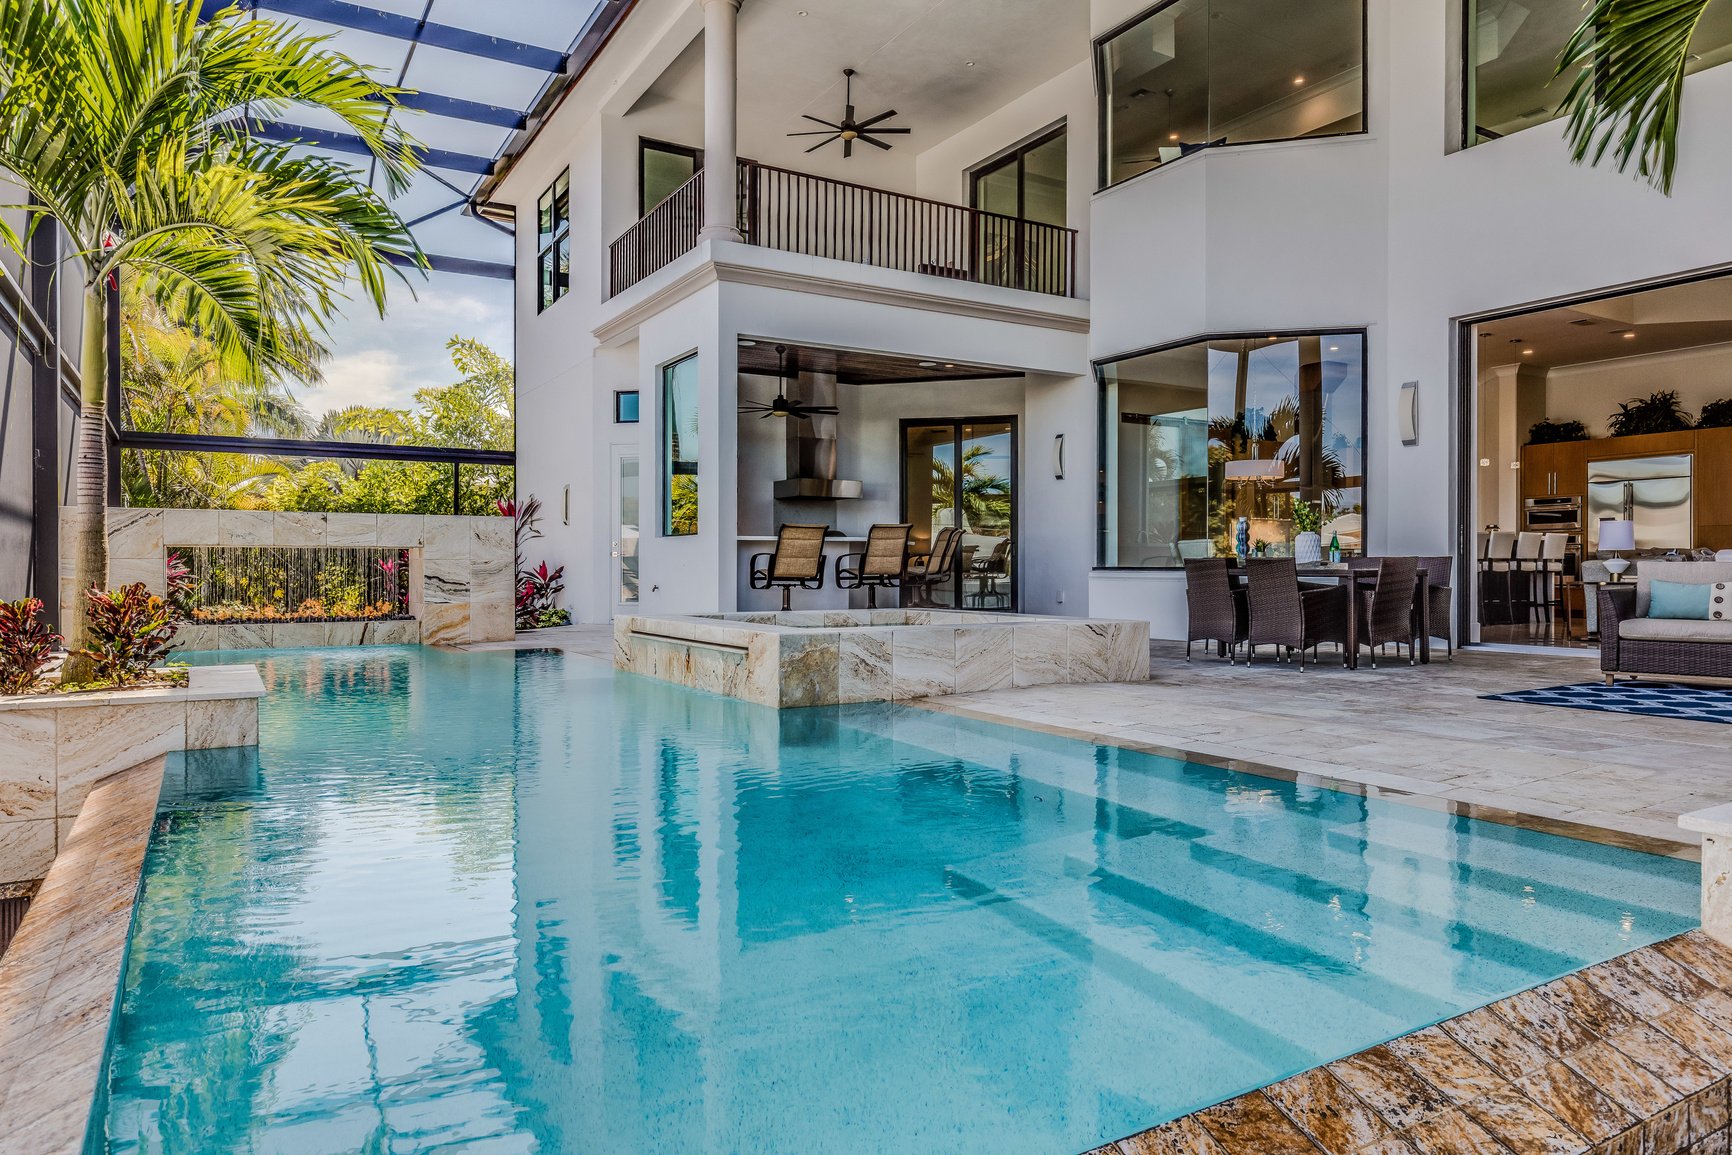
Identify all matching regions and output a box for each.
[607,159,1078,299]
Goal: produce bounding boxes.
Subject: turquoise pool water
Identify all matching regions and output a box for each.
[95,647,1697,1154]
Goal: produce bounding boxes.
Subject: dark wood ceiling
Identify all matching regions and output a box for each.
[737,340,1019,385]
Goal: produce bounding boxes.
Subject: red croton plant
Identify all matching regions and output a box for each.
[499,496,569,629]
[0,598,60,695]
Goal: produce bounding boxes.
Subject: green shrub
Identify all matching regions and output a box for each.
[1527,419,1589,445]
[1699,399,1732,429]
[1608,391,1693,436]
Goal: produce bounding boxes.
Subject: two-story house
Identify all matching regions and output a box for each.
[478,0,1732,643]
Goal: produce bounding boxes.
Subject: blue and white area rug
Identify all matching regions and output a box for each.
[1484,681,1732,724]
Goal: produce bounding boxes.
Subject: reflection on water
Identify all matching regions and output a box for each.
[96,647,1698,1154]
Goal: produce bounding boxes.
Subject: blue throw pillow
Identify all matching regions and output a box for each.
[1648,580,1712,620]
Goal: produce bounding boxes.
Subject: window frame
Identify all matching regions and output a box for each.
[968,121,1068,225]
[614,390,641,424]
[1092,0,1371,191]
[638,137,704,219]
[661,353,700,538]
[536,169,571,313]
[1091,326,1372,570]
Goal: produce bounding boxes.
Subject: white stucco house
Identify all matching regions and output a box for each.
[479,0,1732,642]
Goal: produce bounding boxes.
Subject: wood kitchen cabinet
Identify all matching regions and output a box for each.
[1521,440,1588,499]
[1698,425,1732,550]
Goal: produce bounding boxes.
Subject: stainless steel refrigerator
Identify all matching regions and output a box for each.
[1586,454,1693,550]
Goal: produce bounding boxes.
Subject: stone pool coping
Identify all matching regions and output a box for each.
[1089,930,1732,1155]
[0,757,164,1155]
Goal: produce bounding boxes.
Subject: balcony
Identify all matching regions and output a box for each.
[607,159,1078,300]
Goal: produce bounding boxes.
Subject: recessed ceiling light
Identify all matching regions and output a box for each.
[943,363,956,368]
[964,60,975,67]
[1522,348,1535,356]
[1622,330,1638,339]
[738,339,757,347]
[797,9,806,14]
[918,361,937,368]
[1168,132,1181,141]
[1328,345,1340,352]
[1293,76,1305,85]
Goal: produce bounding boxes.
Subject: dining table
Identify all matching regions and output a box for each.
[1225,561,1432,669]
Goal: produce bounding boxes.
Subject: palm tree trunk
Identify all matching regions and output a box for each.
[62,285,108,680]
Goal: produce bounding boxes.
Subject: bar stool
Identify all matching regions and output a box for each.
[1510,532,1544,622]
[1537,532,1569,624]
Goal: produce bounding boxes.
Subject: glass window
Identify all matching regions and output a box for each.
[614,390,640,424]
[1097,0,1366,187]
[1097,332,1366,567]
[1465,0,1732,144]
[970,127,1068,293]
[537,170,570,312]
[662,355,699,536]
[640,139,702,218]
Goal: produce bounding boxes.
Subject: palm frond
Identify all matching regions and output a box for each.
[1556,0,1713,193]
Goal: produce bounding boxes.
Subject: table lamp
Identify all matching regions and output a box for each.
[1599,519,1636,581]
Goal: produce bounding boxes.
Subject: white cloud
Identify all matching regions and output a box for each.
[285,271,513,421]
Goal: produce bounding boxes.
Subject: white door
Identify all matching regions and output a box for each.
[610,449,641,618]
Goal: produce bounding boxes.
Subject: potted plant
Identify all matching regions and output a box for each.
[1527,419,1589,445]
[1291,500,1324,565]
[1699,399,1732,429]
[1608,390,1693,437]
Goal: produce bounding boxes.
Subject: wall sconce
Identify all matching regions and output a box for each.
[1053,433,1065,480]
[563,484,571,526]
[1399,381,1419,446]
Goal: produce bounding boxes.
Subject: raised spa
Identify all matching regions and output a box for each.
[613,610,1150,706]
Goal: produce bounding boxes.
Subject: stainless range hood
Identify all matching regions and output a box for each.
[773,368,863,501]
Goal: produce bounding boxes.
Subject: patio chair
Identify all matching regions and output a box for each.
[1183,558,1247,662]
[1414,555,1454,659]
[836,523,911,608]
[967,538,1012,608]
[749,523,830,611]
[1244,557,1350,670]
[1356,556,1420,668]
[903,527,962,607]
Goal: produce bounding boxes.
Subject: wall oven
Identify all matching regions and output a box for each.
[1523,496,1582,532]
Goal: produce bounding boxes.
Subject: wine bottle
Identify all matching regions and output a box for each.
[1328,533,1341,564]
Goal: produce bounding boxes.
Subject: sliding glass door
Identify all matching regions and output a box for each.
[901,418,1017,610]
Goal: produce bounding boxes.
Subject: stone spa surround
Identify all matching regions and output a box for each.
[614,610,1151,707]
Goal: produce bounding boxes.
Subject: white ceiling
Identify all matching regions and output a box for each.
[1478,276,1732,371]
[645,0,1089,178]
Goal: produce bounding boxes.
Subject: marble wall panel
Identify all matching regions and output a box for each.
[420,604,471,646]
[839,629,894,704]
[326,514,379,547]
[892,627,957,700]
[367,620,420,645]
[375,514,426,548]
[0,710,56,820]
[422,516,471,561]
[0,819,56,882]
[1013,624,1070,688]
[187,699,259,749]
[270,623,328,649]
[422,556,471,605]
[107,508,163,559]
[956,627,1015,694]
[159,507,219,546]
[470,597,515,643]
[54,702,186,817]
[779,634,840,707]
[216,509,274,546]
[272,511,328,547]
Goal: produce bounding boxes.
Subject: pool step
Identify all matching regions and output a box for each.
[945,843,1427,1068]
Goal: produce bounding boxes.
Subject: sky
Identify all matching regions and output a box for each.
[284,268,513,421]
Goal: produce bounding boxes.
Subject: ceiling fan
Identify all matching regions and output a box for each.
[739,346,840,420]
[787,68,910,158]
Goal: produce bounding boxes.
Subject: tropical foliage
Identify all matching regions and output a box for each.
[931,445,1011,532]
[503,496,569,628]
[1558,0,1714,193]
[120,295,515,514]
[0,0,419,668]
[0,599,59,695]
[80,583,181,685]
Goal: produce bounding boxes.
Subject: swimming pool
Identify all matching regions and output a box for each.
[94,646,1698,1154]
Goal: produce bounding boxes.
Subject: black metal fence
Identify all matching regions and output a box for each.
[173,545,412,623]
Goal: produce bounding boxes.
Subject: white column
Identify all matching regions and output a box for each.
[699,0,743,243]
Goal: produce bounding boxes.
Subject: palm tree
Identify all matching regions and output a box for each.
[1557,0,1713,193]
[0,0,419,676]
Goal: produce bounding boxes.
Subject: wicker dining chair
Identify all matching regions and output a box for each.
[1414,555,1454,659]
[1244,557,1350,670]
[1356,556,1420,667]
[836,523,911,608]
[903,527,962,607]
[1183,557,1247,661]
[748,523,830,611]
